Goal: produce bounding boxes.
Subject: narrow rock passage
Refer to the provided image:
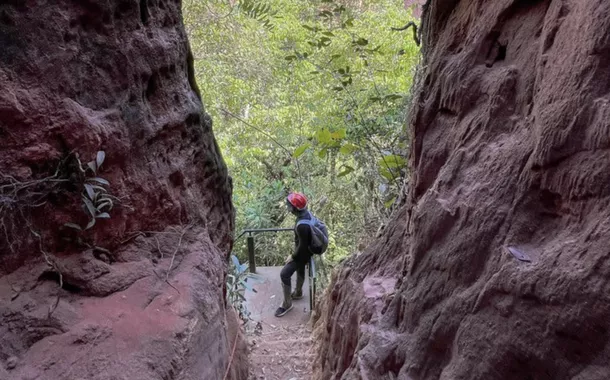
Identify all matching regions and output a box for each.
[244,267,314,380]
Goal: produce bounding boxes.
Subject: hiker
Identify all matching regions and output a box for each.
[275,192,328,317]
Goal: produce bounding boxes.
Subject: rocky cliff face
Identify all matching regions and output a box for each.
[0,1,246,379]
[314,0,610,379]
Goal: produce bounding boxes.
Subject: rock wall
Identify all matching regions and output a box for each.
[0,0,246,379]
[314,0,610,379]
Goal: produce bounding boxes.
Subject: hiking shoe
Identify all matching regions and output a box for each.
[274,305,293,317]
[291,291,303,300]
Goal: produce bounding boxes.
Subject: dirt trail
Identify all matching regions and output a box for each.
[244,267,314,380]
[248,321,313,380]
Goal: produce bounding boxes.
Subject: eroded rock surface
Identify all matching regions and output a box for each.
[314,1,610,379]
[0,1,246,379]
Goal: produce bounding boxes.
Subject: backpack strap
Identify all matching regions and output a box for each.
[296,219,314,226]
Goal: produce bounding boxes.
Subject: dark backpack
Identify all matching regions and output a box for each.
[296,216,329,254]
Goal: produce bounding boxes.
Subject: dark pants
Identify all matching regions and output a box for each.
[280,260,306,286]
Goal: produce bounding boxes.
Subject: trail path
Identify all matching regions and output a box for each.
[244,266,314,380]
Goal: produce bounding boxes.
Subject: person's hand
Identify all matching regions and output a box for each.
[285,255,293,264]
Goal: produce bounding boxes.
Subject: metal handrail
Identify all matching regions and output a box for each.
[235,227,293,242]
[237,226,317,312]
[308,255,316,311]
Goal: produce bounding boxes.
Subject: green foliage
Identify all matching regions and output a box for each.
[239,0,277,30]
[183,0,419,268]
[66,151,116,231]
[227,255,258,323]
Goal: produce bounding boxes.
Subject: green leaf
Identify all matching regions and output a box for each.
[87,161,97,174]
[330,128,346,139]
[384,197,396,208]
[337,166,355,177]
[339,144,357,155]
[89,177,110,186]
[82,196,96,217]
[63,222,82,231]
[322,31,334,37]
[316,129,332,144]
[332,86,344,92]
[85,218,96,230]
[379,154,406,169]
[231,255,240,268]
[379,168,395,181]
[91,185,108,193]
[284,55,297,61]
[84,184,96,201]
[96,201,112,211]
[96,197,114,209]
[239,279,256,292]
[96,212,111,219]
[355,37,368,46]
[293,143,311,158]
[318,147,328,158]
[96,151,105,169]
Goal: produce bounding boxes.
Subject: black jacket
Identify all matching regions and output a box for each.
[291,210,313,263]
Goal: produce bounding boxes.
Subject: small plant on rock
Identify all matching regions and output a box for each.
[64,151,116,231]
[226,255,257,323]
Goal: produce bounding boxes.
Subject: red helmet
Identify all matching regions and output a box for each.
[287,192,308,210]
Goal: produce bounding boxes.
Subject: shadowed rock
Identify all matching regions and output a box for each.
[0,1,246,379]
[313,1,610,379]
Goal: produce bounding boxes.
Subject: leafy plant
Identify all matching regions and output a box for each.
[65,151,115,231]
[238,0,277,30]
[226,255,257,323]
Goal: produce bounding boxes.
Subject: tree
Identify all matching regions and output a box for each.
[183,0,420,266]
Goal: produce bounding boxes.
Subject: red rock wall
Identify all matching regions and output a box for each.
[314,0,610,379]
[0,0,246,379]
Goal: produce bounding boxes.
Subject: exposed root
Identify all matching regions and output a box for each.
[166,228,186,281]
[0,163,69,254]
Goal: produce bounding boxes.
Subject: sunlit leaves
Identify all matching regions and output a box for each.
[183,0,419,265]
[337,165,355,177]
[339,143,358,155]
[379,154,406,169]
[316,129,332,144]
[293,143,311,158]
[378,154,406,181]
[239,0,277,30]
[331,129,346,139]
[384,197,396,208]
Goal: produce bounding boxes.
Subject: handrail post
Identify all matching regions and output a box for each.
[309,256,316,311]
[247,233,256,273]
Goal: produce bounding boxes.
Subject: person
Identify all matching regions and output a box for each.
[275,192,314,317]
